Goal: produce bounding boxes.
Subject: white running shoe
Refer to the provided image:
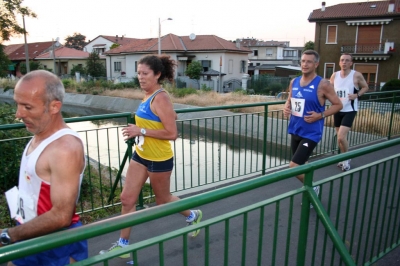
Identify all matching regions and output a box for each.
[342,160,351,171]
[337,161,343,168]
[186,210,203,237]
[99,242,130,258]
[310,186,320,208]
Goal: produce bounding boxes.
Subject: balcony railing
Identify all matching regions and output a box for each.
[341,43,384,54]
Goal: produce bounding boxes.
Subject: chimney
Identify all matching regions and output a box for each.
[321,2,326,11]
[236,39,241,49]
[388,0,395,12]
[115,35,118,42]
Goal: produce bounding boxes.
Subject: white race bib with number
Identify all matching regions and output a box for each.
[291,98,305,117]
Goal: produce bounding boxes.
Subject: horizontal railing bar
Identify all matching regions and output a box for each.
[1,138,399,262]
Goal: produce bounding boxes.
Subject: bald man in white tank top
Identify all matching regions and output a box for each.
[330,53,369,171]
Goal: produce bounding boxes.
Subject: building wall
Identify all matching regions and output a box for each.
[84,37,114,54]
[314,19,400,86]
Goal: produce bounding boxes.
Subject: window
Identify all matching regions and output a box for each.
[201,60,211,72]
[283,50,297,57]
[324,63,335,79]
[114,62,121,72]
[266,49,273,56]
[326,25,337,44]
[94,48,105,54]
[240,60,246,73]
[256,63,260,66]
[253,50,258,56]
[249,63,253,67]
[356,25,381,53]
[228,59,233,74]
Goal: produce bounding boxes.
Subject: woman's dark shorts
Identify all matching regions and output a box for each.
[132,151,173,172]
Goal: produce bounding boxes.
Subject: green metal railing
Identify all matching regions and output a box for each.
[1,138,399,265]
[1,91,399,217]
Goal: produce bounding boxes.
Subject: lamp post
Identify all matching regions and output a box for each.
[52,37,60,75]
[158,17,173,55]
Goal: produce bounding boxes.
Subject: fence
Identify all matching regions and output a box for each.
[0,138,399,265]
[1,91,399,218]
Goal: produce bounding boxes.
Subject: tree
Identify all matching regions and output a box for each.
[110,43,120,50]
[185,61,203,89]
[85,51,106,77]
[0,0,37,43]
[0,44,11,77]
[64,32,87,50]
[19,60,42,75]
[303,41,315,52]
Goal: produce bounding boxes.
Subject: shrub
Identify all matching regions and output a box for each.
[381,79,400,92]
[169,88,198,98]
[62,79,72,88]
[268,83,283,96]
[201,84,212,92]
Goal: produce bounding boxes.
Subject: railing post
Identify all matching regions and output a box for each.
[262,104,268,175]
[297,170,313,266]
[387,92,396,140]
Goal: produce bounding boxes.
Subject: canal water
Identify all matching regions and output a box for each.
[1,100,288,191]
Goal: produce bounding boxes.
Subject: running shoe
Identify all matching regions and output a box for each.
[342,160,351,171]
[186,210,203,237]
[337,161,343,168]
[310,186,320,209]
[99,242,130,259]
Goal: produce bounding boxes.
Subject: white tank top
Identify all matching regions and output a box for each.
[334,70,359,112]
[17,128,85,224]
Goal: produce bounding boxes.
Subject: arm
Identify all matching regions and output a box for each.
[348,72,369,100]
[283,79,294,118]
[304,79,342,123]
[122,92,178,141]
[3,135,84,244]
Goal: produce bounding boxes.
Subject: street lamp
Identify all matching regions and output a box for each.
[158,17,173,55]
[52,37,60,75]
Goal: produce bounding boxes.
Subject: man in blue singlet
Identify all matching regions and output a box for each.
[283,50,342,199]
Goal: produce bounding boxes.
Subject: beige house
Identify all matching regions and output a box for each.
[35,47,93,76]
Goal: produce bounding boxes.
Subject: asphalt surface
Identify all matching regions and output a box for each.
[1,140,399,266]
[83,140,400,266]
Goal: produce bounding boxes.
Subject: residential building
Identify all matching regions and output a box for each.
[308,0,400,90]
[84,35,138,55]
[35,46,93,76]
[104,34,251,92]
[236,38,303,76]
[5,41,54,77]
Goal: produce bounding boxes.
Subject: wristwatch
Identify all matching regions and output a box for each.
[321,111,325,119]
[357,92,361,98]
[1,228,11,245]
[140,128,146,136]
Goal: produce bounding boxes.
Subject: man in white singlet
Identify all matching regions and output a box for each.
[0,70,88,265]
[330,53,369,171]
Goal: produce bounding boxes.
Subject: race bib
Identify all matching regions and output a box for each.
[17,192,37,223]
[336,87,350,106]
[290,98,305,117]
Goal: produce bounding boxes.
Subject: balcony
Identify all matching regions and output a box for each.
[340,42,394,61]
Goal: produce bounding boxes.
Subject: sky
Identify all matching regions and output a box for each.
[4,0,374,47]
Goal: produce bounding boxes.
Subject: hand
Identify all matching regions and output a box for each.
[283,103,291,118]
[121,124,140,140]
[348,93,358,101]
[304,111,322,123]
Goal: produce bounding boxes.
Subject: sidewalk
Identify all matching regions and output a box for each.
[85,140,400,266]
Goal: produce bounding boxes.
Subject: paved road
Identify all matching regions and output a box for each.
[84,140,400,266]
[1,140,398,266]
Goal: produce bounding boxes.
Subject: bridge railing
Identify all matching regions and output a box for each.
[1,138,399,265]
[0,91,399,217]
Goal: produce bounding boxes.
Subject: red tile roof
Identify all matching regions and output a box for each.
[6,41,54,61]
[309,0,400,21]
[91,35,139,46]
[105,34,251,55]
[35,46,90,59]
[3,44,23,55]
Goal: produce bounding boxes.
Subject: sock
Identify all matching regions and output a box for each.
[118,237,129,246]
[186,210,195,222]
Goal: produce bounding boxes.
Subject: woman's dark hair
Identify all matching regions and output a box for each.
[138,55,177,83]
